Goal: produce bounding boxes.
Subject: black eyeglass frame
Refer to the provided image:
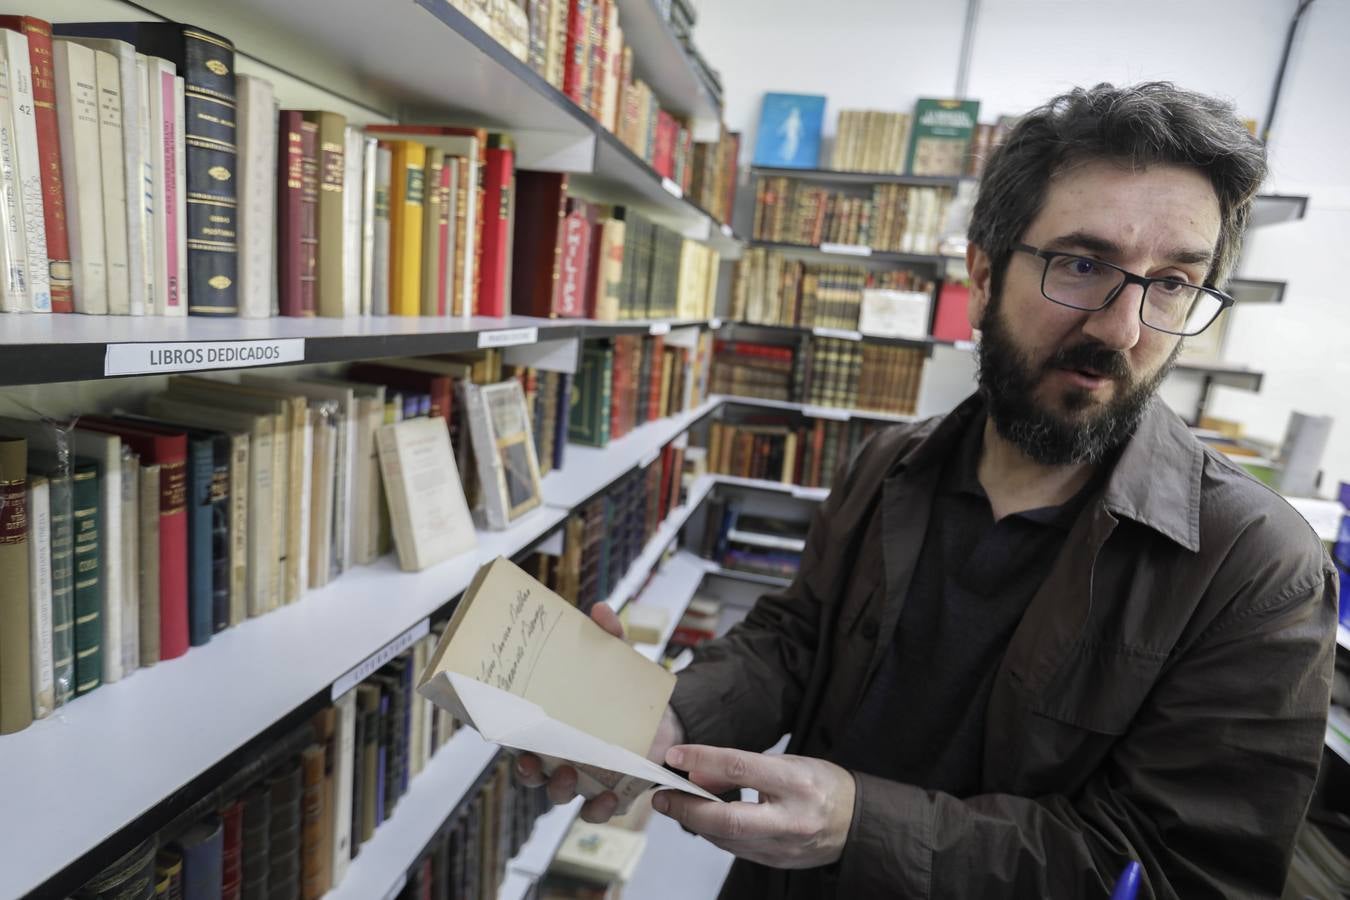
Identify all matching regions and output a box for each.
[1011,242,1235,336]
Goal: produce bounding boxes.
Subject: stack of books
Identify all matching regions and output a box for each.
[752,175,955,253]
[732,250,936,331]
[705,414,884,490]
[702,503,809,582]
[708,340,797,403]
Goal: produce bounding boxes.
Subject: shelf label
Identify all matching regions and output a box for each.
[649,322,671,336]
[721,223,734,238]
[660,177,683,199]
[478,327,538,348]
[791,485,829,501]
[382,873,408,900]
[708,317,723,330]
[639,448,661,469]
[819,242,872,257]
[332,618,431,700]
[812,327,863,342]
[953,339,976,352]
[104,339,305,377]
[803,405,850,421]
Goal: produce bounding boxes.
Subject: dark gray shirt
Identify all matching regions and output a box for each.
[834,411,1102,795]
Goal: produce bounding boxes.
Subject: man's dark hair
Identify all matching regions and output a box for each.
[968,82,1268,300]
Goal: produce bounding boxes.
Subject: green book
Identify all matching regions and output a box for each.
[905,98,981,177]
[568,342,614,447]
[71,457,102,697]
[30,453,74,707]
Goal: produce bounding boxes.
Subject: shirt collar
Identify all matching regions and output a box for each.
[895,392,1203,552]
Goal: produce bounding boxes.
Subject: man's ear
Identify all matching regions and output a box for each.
[966,243,993,330]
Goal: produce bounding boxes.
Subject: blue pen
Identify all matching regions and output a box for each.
[1110,861,1142,900]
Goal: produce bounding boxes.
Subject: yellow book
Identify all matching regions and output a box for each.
[387,140,427,316]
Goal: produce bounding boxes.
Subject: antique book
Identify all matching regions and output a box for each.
[69,457,102,695]
[359,135,377,316]
[236,74,276,318]
[298,118,319,318]
[463,380,542,530]
[28,454,73,704]
[277,109,307,317]
[300,743,327,899]
[118,451,138,675]
[0,39,33,312]
[418,557,716,812]
[0,17,70,310]
[342,125,363,319]
[477,133,514,316]
[302,110,347,318]
[330,689,357,886]
[386,139,426,316]
[905,98,980,177]
[89,45,131,315]
[568,342,613,447]
[56,21,239,316]
[509,170,568,318]
[138,462,160,666]
[306,404,337,589]
[1,28,51,311]
[356,682,381,843]
[375,416,476,572]
[51,38,107,314]
[419,146,444,316]
[0,437,32,733]
[25,473,53,718]
[178,815,223,899]
[369,143,391,316]
[141,54,182,315]
[72,836,158,899]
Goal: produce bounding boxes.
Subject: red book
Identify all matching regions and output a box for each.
[932,281,973,343]
[509,170,568,318]
[77,418,189,661]
[589,0,608,117]
[346,363,453,432]
[563,0,589,106]
[653,112,676,178]
[298,120,319,316]
[0,17,72,311]
[555,197,593,317]
[646,335,664,423]
[277,110,306,316]
[221,799,243,900]
[477,134,514,317]
[436,159,452,316]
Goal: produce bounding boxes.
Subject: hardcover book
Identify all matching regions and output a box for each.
[906,98,980,177]
[375,416,476,572]
[464,380,543,530]
[752,92,825,169]
[0,436,31,733]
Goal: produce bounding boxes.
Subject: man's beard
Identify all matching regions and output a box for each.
[975,295,1180,466]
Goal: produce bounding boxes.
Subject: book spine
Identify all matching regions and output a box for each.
[236,75,275,318]
[436,159,452,316]
[3,30,50,312]
[331,690,356,886]
[299,120,319,317]
[138,463,160,666]
[343,126,362,317]
[309,111,345,317]
[3,19,70,310]
[92,49,130,315]
[45,472,73,705]
[476,140,512,316]
[418,148,442,316]
[562,0,589,105]
[26,473,52,720]
[0,439,31,734]
[277,110,305,316]
[227,437,246,625]
[159,456,189,660]
[0,44,31,312]
[118,454,138,676]
[52,40,106,313]
[208,445,230,633]
[166,72,186,315]
[70,462,100,696]
[389,141,425,316]
[182,440,212,646]
[360,137,376,315]
[371,144,391,316]
[179,29,237,315]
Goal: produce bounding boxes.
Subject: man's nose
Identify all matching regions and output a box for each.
[1080,282,1144,351]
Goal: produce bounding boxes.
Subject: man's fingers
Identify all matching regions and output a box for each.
[651,790,775,841]
[666,744,790,794]
[590,602,625,640]
[515,753,548,788]
[579,791,619,823]
[546,765,579,806]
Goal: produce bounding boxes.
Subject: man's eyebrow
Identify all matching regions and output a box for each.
[1043,230,1214,268]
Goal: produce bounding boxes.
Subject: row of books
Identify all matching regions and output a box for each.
[704,415,884,490]
[752,176,955,255]
[450,0,735,209]
[520,438,685,613]
[71,626,542,899]
[0,14,729,322]
[0,353,568,735]
[698,495,809,582]
[569,332,713,447]
[709,337,927,414]
[731,251,936,332]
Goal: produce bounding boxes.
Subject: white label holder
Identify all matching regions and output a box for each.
[332,618,431,700]
[104,339,305,376]
[478,327,538,348]
[819,242,872,257]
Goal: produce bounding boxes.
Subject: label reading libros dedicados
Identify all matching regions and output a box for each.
[104,339,306,376]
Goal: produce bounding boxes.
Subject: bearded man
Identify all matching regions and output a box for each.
[521,82,1338,899]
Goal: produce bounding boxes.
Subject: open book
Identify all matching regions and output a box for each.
[417,557,718,811]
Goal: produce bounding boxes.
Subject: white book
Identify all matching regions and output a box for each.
[171,75,186,317]
[296,417,313,599]
[342,126,362,318]
[236,74,275,319]
[330,689,357,887]
[92,49,130,315]
[26,475,53,719]
[413,135,479,318]
[119,451,138,675]
[141,54,178,315]
[420,633,434,761]
[0,417,123,683]
[136,58,153,315]
[2,30,49,312]
[53,40,107,314]
[360,136,376,316]
[0,53,27,311]
[306,407,336,588]
[370,145,391,316]
[62,38,145,315]
[374,416,476,571]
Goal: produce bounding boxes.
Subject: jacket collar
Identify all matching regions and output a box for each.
[893,392,1203,552]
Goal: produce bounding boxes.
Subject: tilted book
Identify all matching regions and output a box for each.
[417,557,717,812]
[374,416,476,572]
[463,380,542,530]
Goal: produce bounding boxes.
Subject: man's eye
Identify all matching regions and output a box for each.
[1056,257,1100,276]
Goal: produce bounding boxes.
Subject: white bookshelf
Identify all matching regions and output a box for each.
[694,557,793,589]
[327,729,499,900]
[628,550,712,662]
[599,474,718,615]
[712,393,920,424]
[497,800,584,900]
[712,473,831,503]
[0,504,566,899]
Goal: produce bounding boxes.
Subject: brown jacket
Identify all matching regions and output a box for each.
[670,394,1338,899]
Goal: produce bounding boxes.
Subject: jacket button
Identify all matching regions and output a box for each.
[861,619,879,639]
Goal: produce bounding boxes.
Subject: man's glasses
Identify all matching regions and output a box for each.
[1012,243,1234,337]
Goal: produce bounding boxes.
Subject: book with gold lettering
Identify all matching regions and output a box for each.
[418,557,718,812]
[303,110,347,317]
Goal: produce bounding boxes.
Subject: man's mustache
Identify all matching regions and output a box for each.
[1044,342,1132,380]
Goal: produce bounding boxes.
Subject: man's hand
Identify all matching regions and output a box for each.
[514,602,686,823]
[650,744,856,869]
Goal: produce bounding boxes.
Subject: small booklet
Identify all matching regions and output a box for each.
[417,557,719,811]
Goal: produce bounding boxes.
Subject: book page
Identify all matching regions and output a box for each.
[420,557,674,758]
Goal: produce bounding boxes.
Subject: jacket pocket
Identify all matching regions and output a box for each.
[1030,640,1168,735]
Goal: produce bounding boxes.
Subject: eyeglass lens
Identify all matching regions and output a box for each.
[1041,255,1223,335]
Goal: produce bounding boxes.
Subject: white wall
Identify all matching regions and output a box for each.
[697,0,1350,495]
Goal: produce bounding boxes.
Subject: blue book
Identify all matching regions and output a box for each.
[181,435,216,646]
[178,815,223,900]
[752,93,826,169]
[375,693,389,826]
